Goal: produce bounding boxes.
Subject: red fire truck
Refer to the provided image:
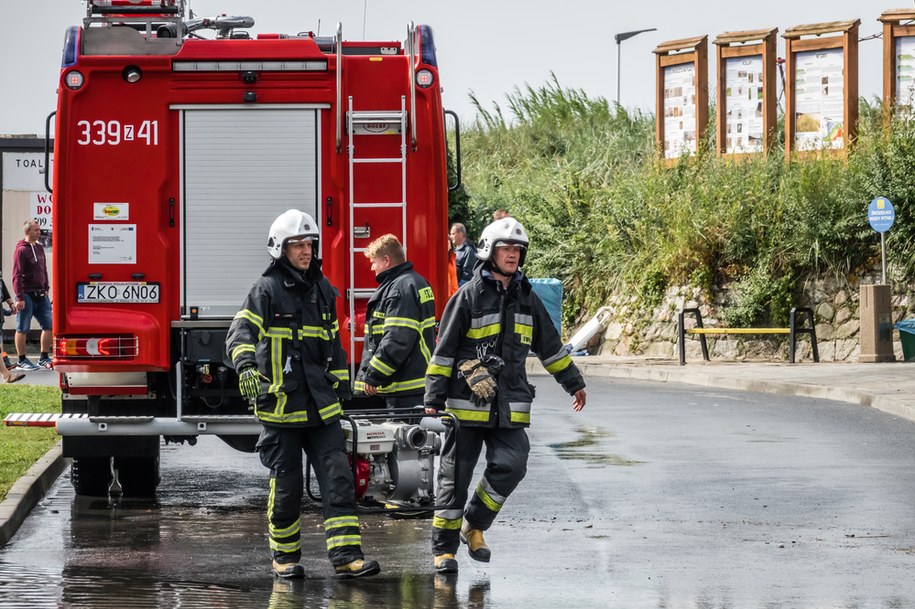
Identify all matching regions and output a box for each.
[6,0,459,499]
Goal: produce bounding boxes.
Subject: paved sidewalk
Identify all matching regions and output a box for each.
[529,355,915,425]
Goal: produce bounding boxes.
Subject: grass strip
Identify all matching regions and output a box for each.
[0,384,61,502]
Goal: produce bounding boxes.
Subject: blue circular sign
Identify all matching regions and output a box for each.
[868,197,895,233]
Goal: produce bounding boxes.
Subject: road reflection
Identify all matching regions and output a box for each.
[267,573,490,609]
[0,439,497,608]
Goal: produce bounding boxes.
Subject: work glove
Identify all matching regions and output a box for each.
[458,357,499,408]
[238,365,265,400]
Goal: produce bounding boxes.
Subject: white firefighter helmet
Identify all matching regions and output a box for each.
[267,209,319,259]
[477,217,529,266]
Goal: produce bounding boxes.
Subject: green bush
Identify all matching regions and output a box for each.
[456,82,909,328]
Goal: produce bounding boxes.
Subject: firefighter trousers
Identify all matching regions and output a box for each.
[256,424,365,567]
[431,426,530,555]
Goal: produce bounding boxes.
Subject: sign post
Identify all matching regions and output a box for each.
[867,196,895,285]
[861,197,897,363]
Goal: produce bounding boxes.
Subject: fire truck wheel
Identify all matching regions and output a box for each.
[70,457,111,497]
[116,456,161,498]
[70,454,161,498]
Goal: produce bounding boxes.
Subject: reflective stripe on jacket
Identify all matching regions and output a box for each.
[424,266,585,428]
[355,261,436,396]
[226,260,349,427]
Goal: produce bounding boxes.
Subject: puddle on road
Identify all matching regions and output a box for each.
[547,426,644,466]
[0,560,485,609]
[0,561,273,608]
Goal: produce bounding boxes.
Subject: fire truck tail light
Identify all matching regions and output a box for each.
[172,60,327,73]
[57,336,139,360]
[65,71,85,90]
[416,69,434,88]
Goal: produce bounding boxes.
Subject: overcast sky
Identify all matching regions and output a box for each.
[0,1,894,135]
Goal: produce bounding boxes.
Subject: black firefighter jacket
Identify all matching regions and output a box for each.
[424,265,585,428]
[226,259,350,427]
[355,261,436,396]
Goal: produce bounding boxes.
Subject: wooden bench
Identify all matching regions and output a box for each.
[678,307,819,365]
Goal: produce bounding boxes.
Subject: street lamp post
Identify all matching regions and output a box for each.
[615,28,657,106]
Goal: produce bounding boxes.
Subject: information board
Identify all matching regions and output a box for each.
[895,36,915,110]
[663,63,698,159]
[724,55,765,154]
[655,35,708,163]
[793,48,845,151]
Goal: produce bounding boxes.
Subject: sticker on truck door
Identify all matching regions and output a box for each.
[89,224,136,264]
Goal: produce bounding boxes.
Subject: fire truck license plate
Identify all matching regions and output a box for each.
[77,282,160,304]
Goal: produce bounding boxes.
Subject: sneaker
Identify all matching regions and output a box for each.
[37,356,53,369]
[334,558,380,579]
[433,553,459,574]
[16,358,39,371]
[2,356,14,369]
[460,523,491,563]
[271,559,305,579]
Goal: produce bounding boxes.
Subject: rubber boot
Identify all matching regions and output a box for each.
[433,553,459,574]
[460,523,491,563]
[272,559,305,579]
[334,558,381,579]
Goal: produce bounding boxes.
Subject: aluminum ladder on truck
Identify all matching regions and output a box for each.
[346,95,408,378]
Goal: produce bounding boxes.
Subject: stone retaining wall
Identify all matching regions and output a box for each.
[591,270,915,362]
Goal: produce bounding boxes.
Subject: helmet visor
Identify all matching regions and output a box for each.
[286,236,314,245]
[493,239,527,250]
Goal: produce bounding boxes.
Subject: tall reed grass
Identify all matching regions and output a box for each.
[452,79,914,327]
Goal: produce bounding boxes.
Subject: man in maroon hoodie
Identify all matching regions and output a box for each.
[12,219,52,370]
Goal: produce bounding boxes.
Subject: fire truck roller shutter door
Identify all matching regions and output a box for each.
[181,107,322,317]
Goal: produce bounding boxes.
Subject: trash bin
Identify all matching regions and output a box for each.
[529,278,562,334]
[895,319,915,362]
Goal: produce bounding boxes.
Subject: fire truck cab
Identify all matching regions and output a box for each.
[8,0,456,497]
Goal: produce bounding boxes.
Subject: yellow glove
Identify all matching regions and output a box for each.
[458,359,497,407]
[238,366,265,400]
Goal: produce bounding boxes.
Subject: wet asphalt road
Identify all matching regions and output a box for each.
[1,376,915,608]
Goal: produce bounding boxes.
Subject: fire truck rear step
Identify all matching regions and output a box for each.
[4,412,260,436]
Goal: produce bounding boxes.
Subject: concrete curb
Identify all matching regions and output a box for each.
[0,442,67,546]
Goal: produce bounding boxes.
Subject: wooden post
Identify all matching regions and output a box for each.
[653,35,709,163]
[783,20,860,160]
[713,28,777,157]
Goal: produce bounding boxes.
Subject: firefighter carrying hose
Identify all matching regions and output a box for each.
[424,217,587,574]
[226,209,380,580]
[354,234,436,409]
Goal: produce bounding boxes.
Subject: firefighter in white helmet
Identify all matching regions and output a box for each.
[226,209,380,580]
[424,217,587,574]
